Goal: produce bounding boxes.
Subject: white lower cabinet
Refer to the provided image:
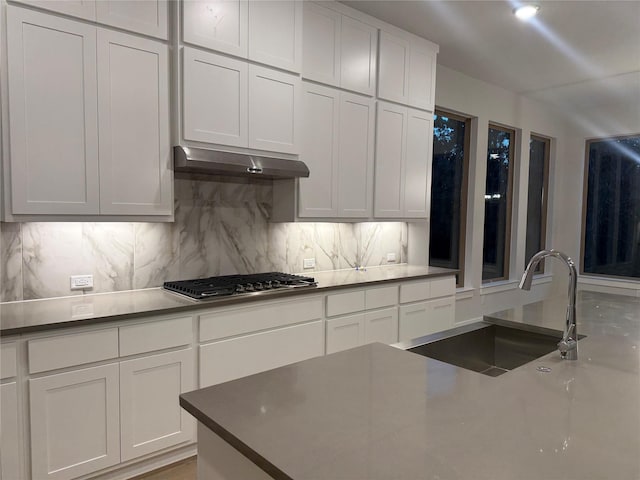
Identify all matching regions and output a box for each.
[120,349,195,462]
[399,297,455,342]
[326,307,399,354]
[29,364,121,480]
[200,320,324,387]
[326,313,365,354]
[1,382,21,480]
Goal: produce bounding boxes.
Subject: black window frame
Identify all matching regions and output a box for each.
[429,109,470,288]
[525,134,551,273]
[482,123,516,283]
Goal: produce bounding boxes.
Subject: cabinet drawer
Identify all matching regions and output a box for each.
[200,297,323,342]
[400,280,430,304]
[28,329,118,374]
[365,285,398,310]
[326,290,365,317]
[199,320,324,387]
[1,342,17,379]
[430,276,455,299]
[120,316,192,357]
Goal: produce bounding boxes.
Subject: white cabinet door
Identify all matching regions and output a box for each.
[12,0,96,21]
[7,7,99,215]
[408,46,437,111]
[182,0,248,58]
[377,31,409,105]
[1,382,21,480]
[248,64,299,154]
[298,83,339,218]
[183,47,248,146]
[248,0,302,73]
[96,0,168,40]
[374,101,407,218]
[338,91,375,218]
[120,349,195,462]
[199,321,324,387]
[404,108,432,218]
[326,313,365,354]
[340,15,377,96]
[398,302,429,342]
[426,297,455,334]
[97,30,172,215]
[302,2,340,87]
[30,364,120,480]
[364,307,398,345]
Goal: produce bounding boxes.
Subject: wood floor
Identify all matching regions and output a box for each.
[131,457,197,480]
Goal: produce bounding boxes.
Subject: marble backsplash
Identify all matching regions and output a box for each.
[0,179,407,302]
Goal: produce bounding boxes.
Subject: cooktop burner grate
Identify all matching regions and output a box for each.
[163,272,316,300]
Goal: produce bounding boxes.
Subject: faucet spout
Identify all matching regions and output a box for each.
[519,249,578,360]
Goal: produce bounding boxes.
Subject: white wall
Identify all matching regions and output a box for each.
[410,65,571,324]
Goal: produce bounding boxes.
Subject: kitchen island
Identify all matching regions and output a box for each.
[180,291,640,480]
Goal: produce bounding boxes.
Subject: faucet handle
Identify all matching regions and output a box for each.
[558,338,578,359]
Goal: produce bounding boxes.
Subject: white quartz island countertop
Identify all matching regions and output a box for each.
[180,291,640,480]
[0,265,456,335]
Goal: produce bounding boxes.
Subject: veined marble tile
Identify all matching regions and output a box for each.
[133,222,180,289]
[176,203,221,280]
[22,223,85,300]
[0,222,23,302]
[355,222,408,267]
[83,223,134,293]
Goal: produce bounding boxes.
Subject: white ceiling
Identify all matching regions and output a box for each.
[341,1,640,111]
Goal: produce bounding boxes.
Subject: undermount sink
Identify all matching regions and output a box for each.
[400,321,585,377]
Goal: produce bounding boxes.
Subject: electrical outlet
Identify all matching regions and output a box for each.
[386,252,397,263]
[303,258,316,269]
[70,274,93,290]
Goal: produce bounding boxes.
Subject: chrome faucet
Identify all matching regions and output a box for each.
[519,249,578,360]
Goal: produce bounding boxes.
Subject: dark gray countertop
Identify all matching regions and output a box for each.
[180,291,640,480]
[0,265,456,335]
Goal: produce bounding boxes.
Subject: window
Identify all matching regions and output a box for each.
[482,125,515,282]
[525,135,550,272]
[582,134,640,279]
[429,111,470,287]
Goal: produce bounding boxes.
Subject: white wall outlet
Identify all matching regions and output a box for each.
[386,252,397,263]
[70,274,93,290]
[303,258,316,269]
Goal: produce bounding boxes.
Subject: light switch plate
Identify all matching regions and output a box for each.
[386,252,397,263]
[303,258,316,269]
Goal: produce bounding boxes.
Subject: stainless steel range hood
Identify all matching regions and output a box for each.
[173,146,309,179]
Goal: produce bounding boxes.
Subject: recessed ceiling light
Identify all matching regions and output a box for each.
[514,4,540,21]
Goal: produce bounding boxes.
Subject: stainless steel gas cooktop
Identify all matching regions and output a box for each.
[163,272,317,300]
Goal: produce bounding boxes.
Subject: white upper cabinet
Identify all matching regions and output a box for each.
[182,47,298,154]
[12,0,96,21]
[339,15,377,96]
[248,1,302,73]
[183,48,248,146]
[337,91,374,217]
[6,5,172,218]
[302,2,341,87]
[182,0,248,57]
[7,7,100,215]
[298,83,340,217]
[97,29,172,216]
[374,101,432,219]
[404,108,433,217]
[182,1,301,73]
[248,64,300,154]
[298,83,373,218]
[96,0,169,40]
[302,3,377,96]
[378,29,438,111]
